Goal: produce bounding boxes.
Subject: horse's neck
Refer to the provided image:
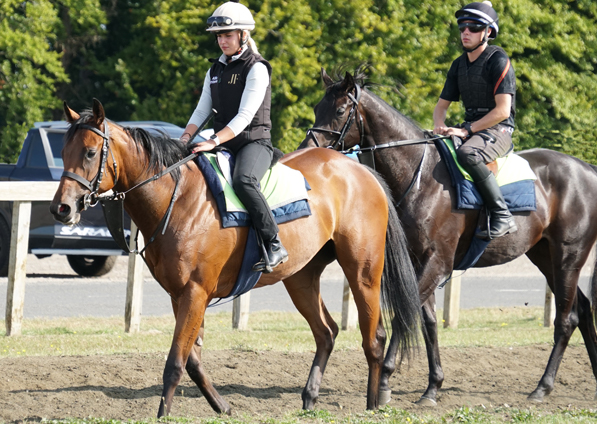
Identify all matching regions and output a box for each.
[363,93,422,140]
[362,94,434,175]
[114,144,195,236]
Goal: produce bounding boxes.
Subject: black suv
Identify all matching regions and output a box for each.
[0,121,194,276]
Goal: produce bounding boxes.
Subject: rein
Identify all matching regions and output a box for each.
[315,92,451,206]
[305,81,452,205]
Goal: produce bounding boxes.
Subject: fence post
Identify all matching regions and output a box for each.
[125,222,145,333]
[5,201,31,336]
[341,277,358,330]
[543,283,555,328]
[443,274,461,329]
[232,292,251,330]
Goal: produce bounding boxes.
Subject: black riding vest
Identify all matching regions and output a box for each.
[209,49,272,153]
[457,45,513,126]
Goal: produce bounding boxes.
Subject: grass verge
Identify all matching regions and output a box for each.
[0,307,584,357]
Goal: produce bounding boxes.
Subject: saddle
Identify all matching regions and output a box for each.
[438,137,537,212]
[194,151,311,303]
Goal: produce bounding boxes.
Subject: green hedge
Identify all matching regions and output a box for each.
[1,0,595,164]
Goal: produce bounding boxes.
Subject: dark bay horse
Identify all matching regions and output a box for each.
[50,99,421,417]
[301,69,597,406]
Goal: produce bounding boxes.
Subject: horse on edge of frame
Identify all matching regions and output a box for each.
[49,99,422,417]
[300,67,597,406]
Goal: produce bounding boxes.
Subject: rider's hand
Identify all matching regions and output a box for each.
[434,124,449,135]
[191,139,218,153]
[444,127,469,139]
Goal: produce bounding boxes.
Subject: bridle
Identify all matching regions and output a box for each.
[306,83,364,151]
[61,122,118,211]
[61,119,204,255]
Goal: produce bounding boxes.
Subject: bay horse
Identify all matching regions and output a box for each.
[50,99,421,417]
[300,68,597,406]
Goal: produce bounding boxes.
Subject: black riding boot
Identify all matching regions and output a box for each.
[252,234,289,273]
[475,173,518,240]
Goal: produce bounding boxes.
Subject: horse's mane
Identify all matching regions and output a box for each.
[328,65,425,137]
[328,64,378,91]
[66,109,188,183]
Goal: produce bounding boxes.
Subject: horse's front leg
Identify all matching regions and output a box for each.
[186,321,231,414]
[158,282,209,418]
[380,296,443,406]
[416,296,444,406]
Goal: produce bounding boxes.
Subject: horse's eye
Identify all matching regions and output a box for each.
[336,107,346,117]
[86,149,97,160]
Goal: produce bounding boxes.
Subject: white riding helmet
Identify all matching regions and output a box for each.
[206,1,255,33]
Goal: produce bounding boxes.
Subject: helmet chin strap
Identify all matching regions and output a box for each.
[462,26,489,53]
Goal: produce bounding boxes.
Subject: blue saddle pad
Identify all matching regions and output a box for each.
[434,139,536,270]
[195,153,311,304]
[435,139,537,212]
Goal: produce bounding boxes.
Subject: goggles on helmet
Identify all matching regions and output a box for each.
[207,16,234,28]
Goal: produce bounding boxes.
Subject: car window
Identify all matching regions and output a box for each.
[26,136,48,168]
[47,132,64,168]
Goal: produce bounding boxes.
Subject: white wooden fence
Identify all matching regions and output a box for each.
[1,181,559,335]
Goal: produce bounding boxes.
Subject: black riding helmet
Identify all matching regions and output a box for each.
[456,1,499,40]
[455,1,499,53]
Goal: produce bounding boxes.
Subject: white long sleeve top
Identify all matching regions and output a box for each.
[187,46,269,136]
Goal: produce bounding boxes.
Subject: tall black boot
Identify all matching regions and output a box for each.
[252,234,289,273]
[475,173,517,240]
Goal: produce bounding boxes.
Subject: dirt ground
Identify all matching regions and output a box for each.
[0,344,595,422]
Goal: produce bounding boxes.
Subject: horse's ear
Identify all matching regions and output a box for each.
[63,101,80,123]
[321,68,334,88]
[92,98,105,126]
[340,72,356,93]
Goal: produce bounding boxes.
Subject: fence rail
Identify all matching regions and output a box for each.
[2,181,562,335]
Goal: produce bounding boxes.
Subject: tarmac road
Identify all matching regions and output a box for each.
[0,251,594,319]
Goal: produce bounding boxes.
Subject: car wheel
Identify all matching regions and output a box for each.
[0,217,10,277]
[66,255,117,277]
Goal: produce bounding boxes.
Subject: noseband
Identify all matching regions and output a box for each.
[306,84,364,150]
[61,122,118,211]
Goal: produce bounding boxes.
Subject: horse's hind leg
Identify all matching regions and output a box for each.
[526,243,585,401]
[283,264,339,410]
[573,287,597,399]
[338,258,386,410]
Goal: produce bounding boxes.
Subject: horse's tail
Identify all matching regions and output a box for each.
[589,164,597,325]
[591,241,597,327]
[374,171,421,359]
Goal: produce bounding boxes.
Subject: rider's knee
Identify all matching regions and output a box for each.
[456,146,484,167]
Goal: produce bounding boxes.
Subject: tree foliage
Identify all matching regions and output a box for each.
[0,0,66,162]
[1,0,596,165]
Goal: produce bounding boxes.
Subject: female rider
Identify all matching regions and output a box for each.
[180,0,287,272]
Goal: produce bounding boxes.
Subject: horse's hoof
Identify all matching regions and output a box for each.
[379,389,392,405]
[527,392,544,403]
[415,396,437,407]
